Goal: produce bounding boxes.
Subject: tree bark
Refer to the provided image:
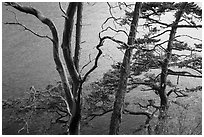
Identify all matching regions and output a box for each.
[5,2,100,135]
[156,2,188,134]
[4,1,75,125]
[109,2,141,135]
[68,2,83,135]
[61,2,80,89]
[159,2,188,113]
[74,2,83,72]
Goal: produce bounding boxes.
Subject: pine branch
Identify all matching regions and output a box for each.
[177,24,202,28]
[175,34,202,42]
[141,16,170,27]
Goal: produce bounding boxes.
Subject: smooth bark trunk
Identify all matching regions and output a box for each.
[67,3,83,135]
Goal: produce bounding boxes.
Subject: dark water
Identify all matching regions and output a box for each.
[2,2,202,99]
[2,2,202,135]
[2,2,123,99]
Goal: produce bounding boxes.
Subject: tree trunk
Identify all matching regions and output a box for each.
[67,2,83,135]
[61,2,80,88]
[156,2,188,134]
[74,2,83,72]
[109,2,141,135]
[69,84,82,135]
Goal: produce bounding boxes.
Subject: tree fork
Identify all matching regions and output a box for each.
[61,2,80,88]
[67,2,83,135]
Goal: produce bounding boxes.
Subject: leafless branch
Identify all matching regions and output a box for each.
[4,22,53,42]
[82,36,105,82]
[141,16,170,27]
[59,2,67,17]
[4,4,74,109]
[80,54,93,73]
[185,65,202,74]
[171,100,189,109]
[84,109,113,122]
[167,88,188,98]
[82,35,128,82]
[86,2,96,6]
[175,34,202,42]
[130,81,160,93]
[107,2,114,17]
[105,2,128,29]
[177,24,202,28]
[168,72,202,78]
[150,30,171,39]
[18,119,29,134]
[61,3,80,86]
[137,100,160,110]
[101,26,128,37]
[124,106,159,134]
[124,109,151,118]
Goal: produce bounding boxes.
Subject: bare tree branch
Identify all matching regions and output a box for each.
[101,16,123,29]
[61,3,80,86]
[18,119,29,134]
[124,106,159,135]
[101,26,128,37]
[177,24,202,28]
[74,3,83,72]
[141,16,170,27]
[80,54,93,73]
[167,88,188,98]
[82,37,104,82]
[167,69,202,78]
[82,35,130,83]
[5,2,75,118]
[4,22,53,42]
[150,30,171,39]
[185,65,202,74]
[175,34,202,42]
[84,109,113,122]
[59,2,66,17]
[124,109,151,119]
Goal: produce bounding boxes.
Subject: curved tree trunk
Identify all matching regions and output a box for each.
[5,2,103,135]
[109,2,142,135]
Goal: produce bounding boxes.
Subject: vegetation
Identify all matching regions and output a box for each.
[3,2,202,135]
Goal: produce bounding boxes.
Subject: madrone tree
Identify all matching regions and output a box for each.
[4,2,107,135]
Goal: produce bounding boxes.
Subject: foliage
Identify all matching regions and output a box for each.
[3,2,202,135]
[84,63,121,116]
[84,60,202,134]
